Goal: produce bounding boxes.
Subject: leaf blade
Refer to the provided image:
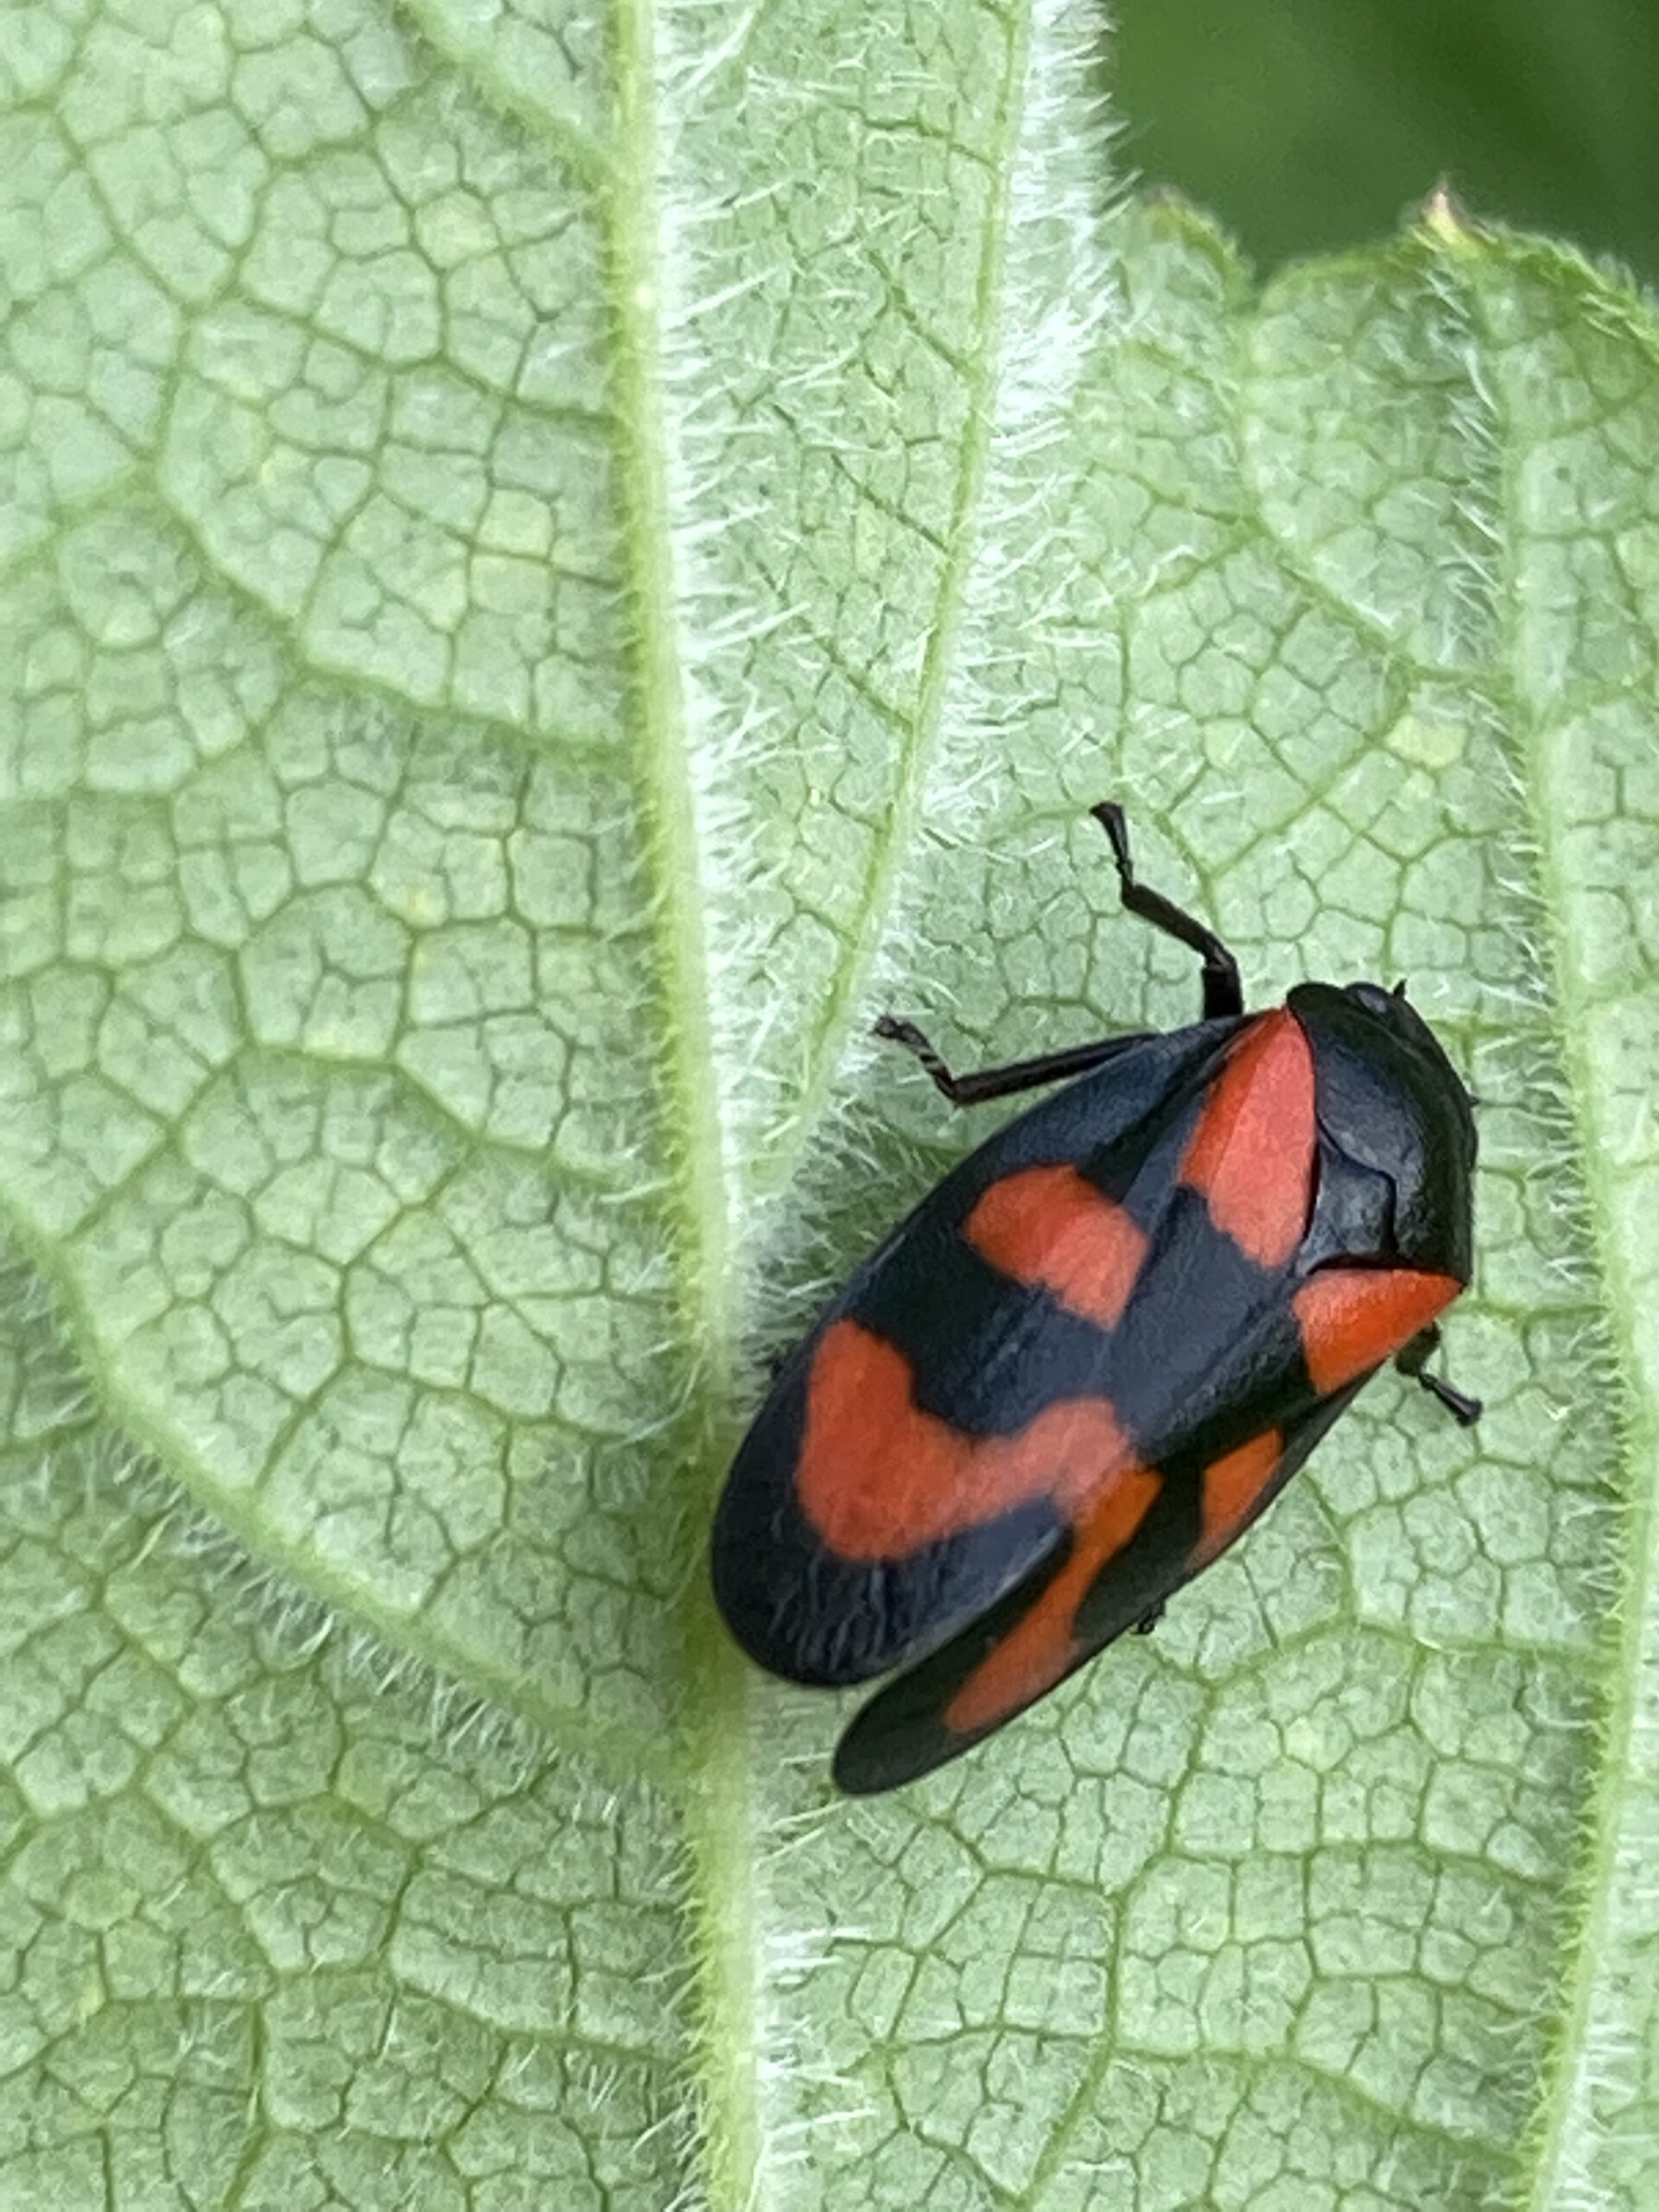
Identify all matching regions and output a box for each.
[3,7,1659,2209]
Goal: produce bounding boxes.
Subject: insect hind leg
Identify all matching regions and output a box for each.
[1091,801,1243,1021]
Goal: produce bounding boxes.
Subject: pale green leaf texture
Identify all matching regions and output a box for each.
[2,3,1657,2207]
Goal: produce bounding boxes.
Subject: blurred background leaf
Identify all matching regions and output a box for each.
[1113,0,1659,276]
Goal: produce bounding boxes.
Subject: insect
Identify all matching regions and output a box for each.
[712,804,1478,1794]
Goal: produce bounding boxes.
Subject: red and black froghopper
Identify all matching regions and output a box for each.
[712,804,1478,1794]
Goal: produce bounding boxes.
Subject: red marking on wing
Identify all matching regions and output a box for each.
[1179,1008,1316,1268]
[965,1165,1148,1328]
[797,1319,1132,1560]
[1294,1268,1461,1394]
[943,1465,1163,1735]
[1196,1428,1282,1563]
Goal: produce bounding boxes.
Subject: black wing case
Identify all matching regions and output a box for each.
[831,1377,1363,1794]
[712,1019,1241,1690]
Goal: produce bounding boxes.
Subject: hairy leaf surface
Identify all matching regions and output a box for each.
[1,4,1656,2206]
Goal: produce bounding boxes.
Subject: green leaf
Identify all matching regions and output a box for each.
[1,5,1656,2208]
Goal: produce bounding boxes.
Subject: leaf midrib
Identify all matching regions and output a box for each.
[607,0,1050,2199]
[604,0,764,2199]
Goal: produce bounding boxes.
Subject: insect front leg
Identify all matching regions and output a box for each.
[1091,801,1244,1022]
[871,1015,1144,1108]
[1395,1324,1482,1427]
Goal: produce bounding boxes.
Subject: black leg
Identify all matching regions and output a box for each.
[1135,1599,1166,1636]
[871,1015,1145,1109]
[873,801,1235,1107]
[1395,1325,1482,1427]
[1091,801,1244,1020]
